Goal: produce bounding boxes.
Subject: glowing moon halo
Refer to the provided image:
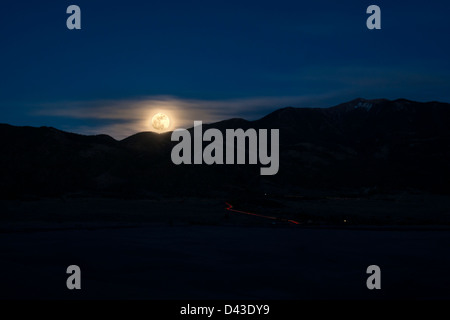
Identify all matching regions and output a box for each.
[151,113,170,131]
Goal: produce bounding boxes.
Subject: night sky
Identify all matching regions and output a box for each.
[1,0,449,138]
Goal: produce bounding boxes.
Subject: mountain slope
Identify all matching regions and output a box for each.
[1,98,450,198]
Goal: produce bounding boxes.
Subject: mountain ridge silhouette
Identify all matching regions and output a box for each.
[2,98,450,198]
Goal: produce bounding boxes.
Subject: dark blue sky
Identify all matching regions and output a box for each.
[1,0,449,138]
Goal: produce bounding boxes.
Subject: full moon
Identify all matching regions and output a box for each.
[151,113,170,131]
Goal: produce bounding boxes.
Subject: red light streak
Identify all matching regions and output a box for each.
[225,202,300,225]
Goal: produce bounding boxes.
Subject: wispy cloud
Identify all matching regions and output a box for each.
[32,60,450,141]
[30,61,450,140]
[33,94,341,139]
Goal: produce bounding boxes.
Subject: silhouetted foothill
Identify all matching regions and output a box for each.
[1,98,450,198]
